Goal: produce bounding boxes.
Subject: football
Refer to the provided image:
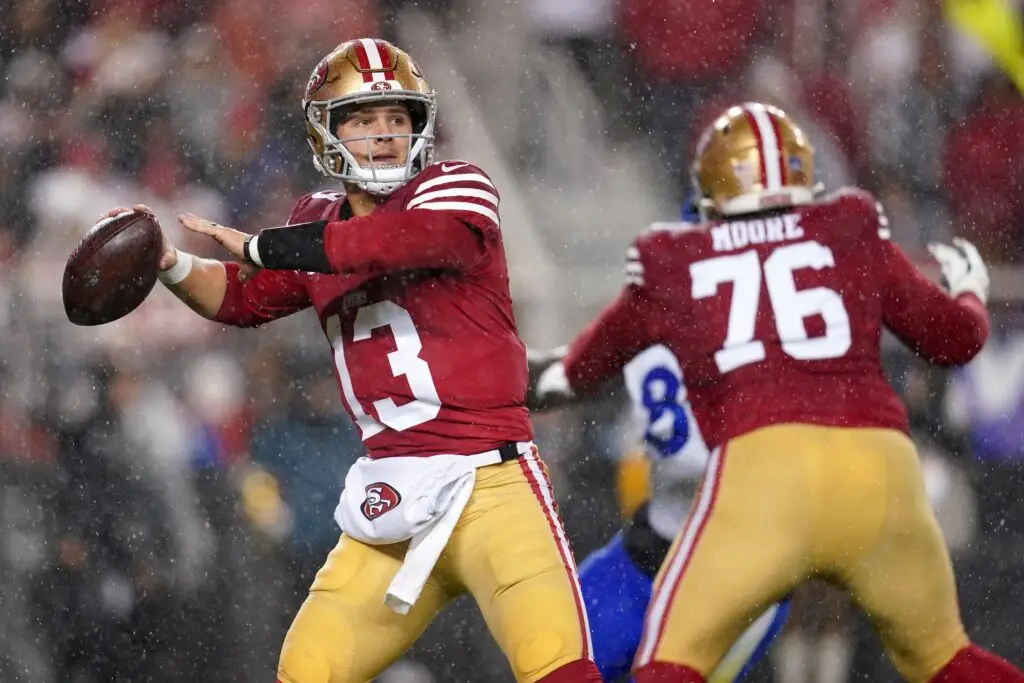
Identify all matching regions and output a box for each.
[62,209,164,326]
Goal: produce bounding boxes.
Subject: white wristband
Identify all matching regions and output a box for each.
[158,249,194,285]
[248,235,265,268]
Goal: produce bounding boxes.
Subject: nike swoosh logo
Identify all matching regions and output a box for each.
[441,162,469,172]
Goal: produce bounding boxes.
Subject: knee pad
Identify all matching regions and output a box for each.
[278,598,351,683]
[578,532,654,681]
[278,642,332,683]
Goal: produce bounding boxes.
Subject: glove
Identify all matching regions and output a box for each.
[525,346,573,412]
[927,237,990,305]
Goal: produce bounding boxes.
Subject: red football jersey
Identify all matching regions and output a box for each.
[214,161,533,458]
[563,188,990,449]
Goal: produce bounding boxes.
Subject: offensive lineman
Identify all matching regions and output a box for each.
[531,102,1023,683]
[530,240,789,682]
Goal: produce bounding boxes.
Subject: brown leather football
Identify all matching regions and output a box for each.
[62,209,163,326]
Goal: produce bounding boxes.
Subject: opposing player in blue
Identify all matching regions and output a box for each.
[528,199,790,683]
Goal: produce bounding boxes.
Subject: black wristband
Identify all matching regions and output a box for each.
[255,220,332,273]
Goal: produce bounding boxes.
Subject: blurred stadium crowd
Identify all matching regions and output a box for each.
[0,0,1022,681]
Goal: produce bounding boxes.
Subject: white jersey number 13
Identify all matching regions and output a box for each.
[326,301,442,439]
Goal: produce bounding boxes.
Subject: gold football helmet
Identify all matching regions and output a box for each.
[691,102,820,220]
[303,38,436,196]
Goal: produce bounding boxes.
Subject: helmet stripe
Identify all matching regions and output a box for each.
[743,104,783,191]
[359,38,387,83]
[741,109,768,189]
[767,113,788,186]
[374,40,397,80]
[354,41,374,82]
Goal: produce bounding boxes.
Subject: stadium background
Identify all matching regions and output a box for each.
[0,0,1022,680]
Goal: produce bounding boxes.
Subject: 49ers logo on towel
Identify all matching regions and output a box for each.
[361,482,401,521]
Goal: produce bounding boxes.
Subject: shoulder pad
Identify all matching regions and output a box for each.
[405,160,500,226]
[817,186,890,241]
[642,220,703,237]
[819,186,878,212]
[289,190,346,224]
[414,160,496,190]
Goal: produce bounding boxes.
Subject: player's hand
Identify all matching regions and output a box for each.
[526,346,574,412]
[927,237,990,304]
[179,213,261,281]
[96,204,179,270]
[97,203,153,222]
[157,225,177,271]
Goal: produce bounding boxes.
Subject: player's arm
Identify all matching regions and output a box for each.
[529,251,659,410]
[883,236,990,366]
[244,165,497,276]
[243,210,486,276]
[158,246,311,327]
[144,204,312,325]
[528,290,651,410]
[156,249,229,318]
[564,285,660,391]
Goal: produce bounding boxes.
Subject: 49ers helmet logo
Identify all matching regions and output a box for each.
[305,58,329,101]
[361,482,401,520]
[371,81,392,91]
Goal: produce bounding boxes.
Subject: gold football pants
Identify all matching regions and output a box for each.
[278,450,591,683]
[636,424,968,683]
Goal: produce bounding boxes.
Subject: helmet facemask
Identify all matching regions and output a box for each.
[306,91,436,197]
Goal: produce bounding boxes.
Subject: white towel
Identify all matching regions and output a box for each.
[384,471,474,614]
[334,442,532,614]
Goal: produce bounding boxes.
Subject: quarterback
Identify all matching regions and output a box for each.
[532,102,1024,683]
[102,39,600,683]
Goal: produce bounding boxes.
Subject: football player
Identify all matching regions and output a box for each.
[530,271,789,682]
[529,102,1024,683]
[101,39,601,683]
